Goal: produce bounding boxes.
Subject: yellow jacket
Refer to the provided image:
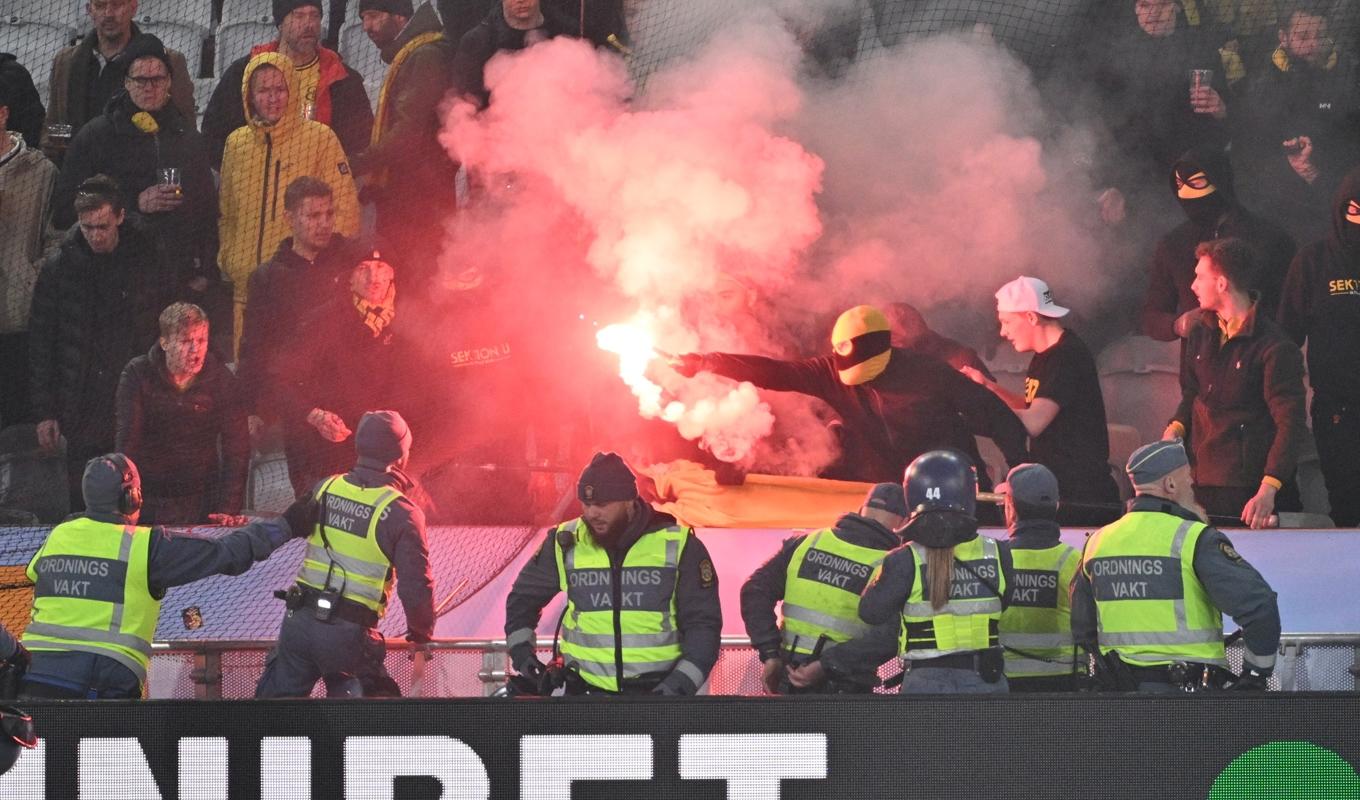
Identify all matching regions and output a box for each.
[219,52,360,338]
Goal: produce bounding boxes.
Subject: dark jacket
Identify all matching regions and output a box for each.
[1172,304,1307,488]
[28,222,169,447]
[300,465,436,641]
[741,512,900,687]
[51,93,218,286]
[41,26,197,158]
[450,3,577,107]
[1141,149,1296,341]
[236,235,367,415]
[859,529,1015,629]
[115,343,250,512]
[504,501,723,695]
[202,44,372,169]
[0,53,46,149]
[1073,3,1228,180]
[697,348,1028,485]
[24,509,300,695]
[1277,167,1360,401]
[1070,494,1281,663]
[353,1,457,219]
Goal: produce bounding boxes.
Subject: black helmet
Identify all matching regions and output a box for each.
[0,705,36,776]
[903,450,978,520]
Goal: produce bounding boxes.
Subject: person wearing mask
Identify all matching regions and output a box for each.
[43,0,195,161]
[29,174,169,510]
[1141,149,1296,341]
[996,463,1082,692]
[1164,237,1307,527]
[354,0,457,288]
[860,449,1013,693]
[115,303,250,525]
[218,52,360,351]
[1276,166,1360,526]
[1071,439,1279,692]
[203,0,373,168]
[0,76,59,427]
[962,277,1121,524]
[503,452,722,695]
[255,410,434,697]
[52,36,218,300]
[673,305,1029,487]
[20,453,304,699]
[740,483,906,694]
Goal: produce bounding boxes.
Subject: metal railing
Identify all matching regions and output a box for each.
[146,633,1360,698]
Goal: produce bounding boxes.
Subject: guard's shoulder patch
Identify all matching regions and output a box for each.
[338,161,350,175]
[698,558,715,588]
[1219,540,1244,563]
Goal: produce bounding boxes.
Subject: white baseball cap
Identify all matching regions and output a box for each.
[995,276,1070,318]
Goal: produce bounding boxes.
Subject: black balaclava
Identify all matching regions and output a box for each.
[1172,149,1233,229]
[1331,165,1360,258]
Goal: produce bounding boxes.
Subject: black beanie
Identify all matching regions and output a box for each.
[273,0,323,25]
[354,410,412,469]
[359,0,414,16]
[120,34,172,73]
[577,452,638,504]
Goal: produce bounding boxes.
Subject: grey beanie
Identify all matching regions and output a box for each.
[82,454,139,514]
[354,410,412,469]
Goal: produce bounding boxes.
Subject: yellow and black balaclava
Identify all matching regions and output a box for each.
[831,305,892,385]
[1172,151,1231,228]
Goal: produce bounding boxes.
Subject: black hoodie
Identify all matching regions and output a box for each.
[1141,148,1297,340]
[1277,166,1360,400]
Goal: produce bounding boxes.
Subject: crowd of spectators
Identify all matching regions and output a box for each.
[0,0,1355,528]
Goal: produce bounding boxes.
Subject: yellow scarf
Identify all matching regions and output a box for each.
[354,282,397,337]
[1272,45,1338,73]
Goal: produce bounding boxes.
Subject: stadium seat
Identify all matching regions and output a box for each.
[3,0,80,30]
[138,20,205,76]
[1106,422,1140,478]
[1097,334,1181,445]
[129,0,212,32]
[192,75,215,120]
[0,19,73,82]
[214,19,275,77]
[339,18,384,85]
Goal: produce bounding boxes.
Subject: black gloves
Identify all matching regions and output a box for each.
[282,496,320,540]
[1226,667,1271,691]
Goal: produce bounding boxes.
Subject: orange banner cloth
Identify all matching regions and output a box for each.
[641,460,875,529]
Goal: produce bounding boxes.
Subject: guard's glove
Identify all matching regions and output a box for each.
[1226,666,1271,691]
[515,654,547,683]
[1173,309,1203,339]
[651,680,684,696]
[3,643,29,673]
[670,353,706,378]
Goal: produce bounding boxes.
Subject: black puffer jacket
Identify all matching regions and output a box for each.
[115,343,250,510]
[51,93,218,286]
[28,221,168,447]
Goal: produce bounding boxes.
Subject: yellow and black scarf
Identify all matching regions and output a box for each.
[354,282,397,337]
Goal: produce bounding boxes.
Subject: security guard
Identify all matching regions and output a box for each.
[741,483,906,694]
[255,410,435,698]
[20,453,300,699]
[1072,439,1280,692]
[860,450,1013,693]
[996,463,1082,691]
[504,452,721,695]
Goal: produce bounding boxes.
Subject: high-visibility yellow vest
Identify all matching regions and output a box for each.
[297,475,401,614]
[1082,511,1227,667]
[898,535,1005,660]
[23,517,160,685]
[781,529,885,656]
[1000,543,1079,677]
[553,518,688,692]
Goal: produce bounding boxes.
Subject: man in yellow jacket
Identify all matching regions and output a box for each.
[219,51,360,351]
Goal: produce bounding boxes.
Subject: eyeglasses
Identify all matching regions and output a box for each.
[126,74,170,88]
